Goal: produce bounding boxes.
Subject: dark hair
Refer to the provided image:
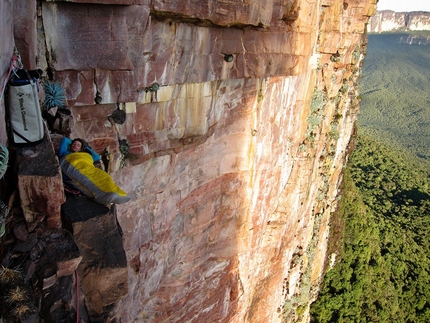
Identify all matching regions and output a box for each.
[70,139,87,152]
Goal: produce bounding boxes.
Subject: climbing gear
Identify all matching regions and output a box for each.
[0,47,23,102]
[8,68,44,144]
[4,47,44,145]
[118,138,130,156]
[107,105,138,169]
[118,137,138,169]
[109,105,126,125]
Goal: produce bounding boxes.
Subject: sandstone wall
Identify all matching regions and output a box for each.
[7,0,376,322]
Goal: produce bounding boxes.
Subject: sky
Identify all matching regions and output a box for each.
[377,0,430,12]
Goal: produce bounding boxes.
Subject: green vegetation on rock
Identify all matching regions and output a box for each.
[311,32,430,322]
[310,134,430,322]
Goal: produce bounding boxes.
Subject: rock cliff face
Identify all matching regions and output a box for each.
[0,0,376,322]
[368,10,430,33]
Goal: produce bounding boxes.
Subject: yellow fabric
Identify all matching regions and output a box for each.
[64,152,128,197]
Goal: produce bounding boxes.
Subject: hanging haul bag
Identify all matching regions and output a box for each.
[8,69,44,145]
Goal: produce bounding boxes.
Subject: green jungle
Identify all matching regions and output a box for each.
[310,32,430,322]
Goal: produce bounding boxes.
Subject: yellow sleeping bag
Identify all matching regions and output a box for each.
[60,152,130,205]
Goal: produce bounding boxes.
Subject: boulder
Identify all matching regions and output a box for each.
[62,194,128,317]
[15,130,65,230]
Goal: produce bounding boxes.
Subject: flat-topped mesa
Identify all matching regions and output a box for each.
[368,10,430,32]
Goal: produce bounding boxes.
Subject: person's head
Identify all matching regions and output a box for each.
[70,139,85,152]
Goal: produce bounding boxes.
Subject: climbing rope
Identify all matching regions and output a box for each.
[75,270,79,323]
[108,105,134,169]
[0,47,23,102]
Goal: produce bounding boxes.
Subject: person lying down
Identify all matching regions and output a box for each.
[58,137,130,205]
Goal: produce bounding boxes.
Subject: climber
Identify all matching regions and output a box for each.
[58,137,101,163]
[58,137,99,195]
[57,136,130,204]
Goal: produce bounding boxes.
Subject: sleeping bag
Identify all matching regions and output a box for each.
[60,152,130,205]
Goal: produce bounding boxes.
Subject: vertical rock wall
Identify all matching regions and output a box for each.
[7,0,376,322]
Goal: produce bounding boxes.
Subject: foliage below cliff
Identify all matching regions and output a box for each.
[359,32,430,160]
[310,134,430,322]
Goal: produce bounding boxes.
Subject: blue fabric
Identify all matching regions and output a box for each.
[59,137,101,162]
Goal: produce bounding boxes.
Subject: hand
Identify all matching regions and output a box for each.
[94,160,103,170]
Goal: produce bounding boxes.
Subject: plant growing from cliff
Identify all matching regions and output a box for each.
[257,89,264,102]
[0,144,8,180]
[42,80,67,110]
[6,285,28,303]
[339,81,349,94]
[307,114,323,130]
[310,89,327,113]
[298,143,307,153]
[118,138,138,168]
[305,89,328,143]
[12,304,33,319]
[330,52,341,63]
[0,267,21,284]
[331,73,337,84]
[352,46,361,63]
[283,211,325,322]
[0,267,36,321]
[329,122,340,140]
[333,113,342,122]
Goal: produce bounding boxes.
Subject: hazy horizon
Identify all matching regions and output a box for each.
[377,0,430,12]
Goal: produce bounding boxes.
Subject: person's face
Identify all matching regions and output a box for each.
[71,141,82,152]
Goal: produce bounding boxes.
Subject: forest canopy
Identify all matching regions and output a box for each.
[310,32,430,322]
[310,133,430,322]
[359,32,430,161]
